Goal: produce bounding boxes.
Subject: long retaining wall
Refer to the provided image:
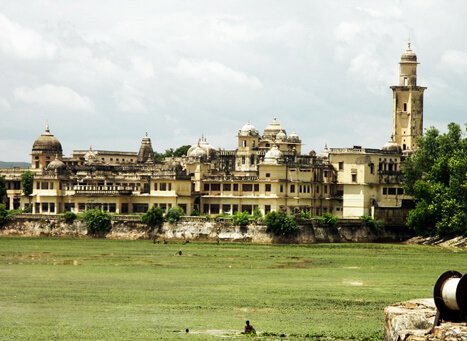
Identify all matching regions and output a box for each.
[0,215,414,243]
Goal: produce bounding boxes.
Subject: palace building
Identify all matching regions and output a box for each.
[0,44,425,223]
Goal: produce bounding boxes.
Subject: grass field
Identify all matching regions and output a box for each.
[0,238,465,340]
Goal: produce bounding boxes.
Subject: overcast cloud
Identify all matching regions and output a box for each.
[1,0,466,161]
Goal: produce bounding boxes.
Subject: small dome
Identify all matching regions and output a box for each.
[187,145,207,158]
[276,130,286,141]
[32,124,63,154]
[84,147,100,164]
[289,131,300,142]
[239,122,259,136]
[382,140,401,153]
[46,158,66,171]
[317,144,329,159]
[263,145,283,165]
[401,42,417,62]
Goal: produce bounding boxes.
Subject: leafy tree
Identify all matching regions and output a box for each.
[232,211,250,227]
[360,215,383,232]
[299,210,312,220]
[402,123,467,236]
[82,209,112,236]
[141,205,164,227]
[165,206,184,223]
[63,211,77,224]
[173,145,191,157]
[265,211,300,237]
[0,204,8,226]
[317,212,338,228]
[154,145,192,162]
[21,171,34,197]
[190,208,200,216]
[0,176,6,204]
[252,207,263,222]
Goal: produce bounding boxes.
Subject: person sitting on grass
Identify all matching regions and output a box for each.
[243,320,256,334]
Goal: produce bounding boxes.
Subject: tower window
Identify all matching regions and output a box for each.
[404,77,408,86]
[403,103,407,111]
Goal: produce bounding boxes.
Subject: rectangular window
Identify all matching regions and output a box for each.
[241,156,245,164]
[154,183,158,191]
[383,187,388,195]
[109,203,116,213]
[351,174,357,182]
[35,203,40,213]
[232,204,238,213]
[203,204,209,214]
[254,184,259,192]
[160,183,167,191]
[290,184,295,193]
[121,203,129,214]
[203,184,210,191]
[211,183,221,191]
[223,184,231,191]
[397,188,404,195]
[168,183,172,191]
[241,205,252,214]
[222,204,231,214]
[42,202,48,212]
[369,163,374,174]
[280,185,283,193]
[50,182,54,190]
[265,184,271,192]
[403,103,407,111]
[233,184,239,191]
[265,173,270,178]
[324,185,328,194]
[242,184,253,191]
[210,204,220,214]
[338,161,344,171]
[264,205,271,214]
[133,204,149,213]
[36,182,40,189]
[388,188,397,195]
[41,182,49,190]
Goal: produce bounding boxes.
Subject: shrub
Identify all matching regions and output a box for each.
[360,215,384,231]
[141,205,164,227]
[317,212,338,228]
[82,209,112,236]
[190,209,200,216]
[300,210,312,220]
[232,211,250,227]
[265,211,300,237]
[63,211,77,224]
[252,207,263,223]
[165,206,184,223]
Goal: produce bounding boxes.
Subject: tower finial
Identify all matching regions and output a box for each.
[145,131,148,137]
[45,121,50,133]
[407,38,411,50]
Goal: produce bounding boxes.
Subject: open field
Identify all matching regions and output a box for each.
[0,238,465,340]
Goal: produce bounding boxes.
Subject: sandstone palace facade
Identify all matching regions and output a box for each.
[1,44,425,224]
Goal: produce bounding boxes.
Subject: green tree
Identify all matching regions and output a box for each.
[21,171,34,211]
[232,211,250,227]
[0,204,8,226]
[173,145,191,157]
[0,176,6,204]
[141,205,164,227]
[317,212,338,228]
[165,206,184,223]
[265,211,300,237]
[63,211,77,224]
[82,209,112,237]
[402,123,467,236]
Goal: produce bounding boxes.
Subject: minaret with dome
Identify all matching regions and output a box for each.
[31,124,63,170]
[390,42,427,154]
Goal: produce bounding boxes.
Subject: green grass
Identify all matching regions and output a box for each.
[0,238,465,340]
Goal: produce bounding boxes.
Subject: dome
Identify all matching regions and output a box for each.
[84,147,100,163]
[263,118,285,138]
[239,122,259,136]
[317,144,329,159]
[46,158,66,171]
[276,130,286,141]
[187,145,207,158]
[263,145,283,165]
[289,131,300,142]
[401,42,417,62]
[382,139,402,153]
[32,125,63,154]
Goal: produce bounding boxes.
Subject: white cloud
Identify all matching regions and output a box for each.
[0,13,56,59]
[440,50,467,74]
[13,84,94,112]
[131,57,155,79]
[334,21,363,43]
[172,58,262,89]
[113,83,147,113]
[0,98,10,110]
[348,52,392,93]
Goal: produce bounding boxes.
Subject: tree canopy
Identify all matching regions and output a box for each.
[402,123,467,236]
[0,176,6,204]
[20,171,34,197]
[154,145,191,162]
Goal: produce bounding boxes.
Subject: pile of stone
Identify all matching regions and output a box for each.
[384,299,467,340]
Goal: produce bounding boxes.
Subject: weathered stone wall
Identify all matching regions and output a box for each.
[0,215,414,243]
[384,299,467,340]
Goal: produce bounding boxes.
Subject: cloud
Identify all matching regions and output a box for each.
[13,84,94,112]
[440,50,467,74]
[172,58,262,89]
[0,98,10,110]
[0,13,56,59]
[334,21,363,43]
[347,52,392,93]
[113,83,147,112]
[131,57,155,79]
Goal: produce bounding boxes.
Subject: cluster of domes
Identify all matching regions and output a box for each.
[46,157,66,171]
[238,118,301,142]
[32,124,63,154]
[187,136,215,158]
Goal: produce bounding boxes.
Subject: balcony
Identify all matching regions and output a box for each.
[73,185,133,196]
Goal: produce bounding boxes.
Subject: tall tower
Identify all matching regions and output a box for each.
[390,43,427,153]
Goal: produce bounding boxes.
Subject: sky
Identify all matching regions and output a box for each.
[1,0,466,162]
